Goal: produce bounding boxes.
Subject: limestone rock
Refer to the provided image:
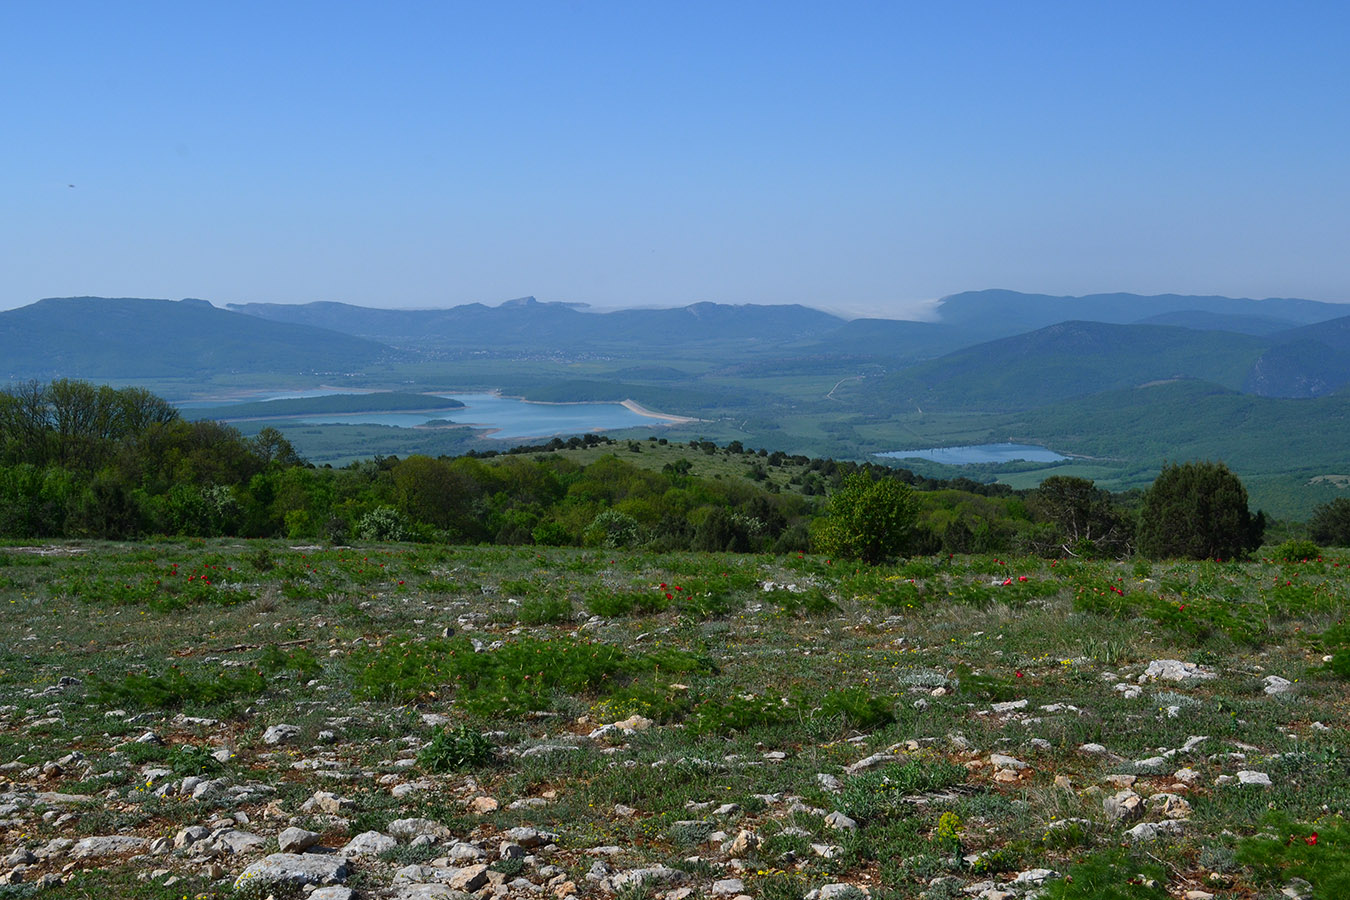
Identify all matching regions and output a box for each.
[340,831,395,855]
[844,753,899,775]
[233,853,350,890]
[989,753,1027,770]
[262,724,302,745]
[824,811,858,831]
[1143,659,1217,682]
[1125,820,1184,841]
[449,863,490,892]
[1104,790,1143,821]
[388,818,452,842]
[70,836,148,858]
[1263,676,1294,695]
[276,827,320,854]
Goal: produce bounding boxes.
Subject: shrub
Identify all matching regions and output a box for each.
[583,509,643,549]
[812,472,918,564]
[418,725,496,772]
[358,506,412,542]
[1274,538,1321,561]
[812,687,895,732]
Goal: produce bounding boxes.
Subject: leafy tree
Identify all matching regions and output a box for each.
[1136,461,1264,560]
[812,472,918,563]
[1309,497,1350,546]
[1028,475,1132,557]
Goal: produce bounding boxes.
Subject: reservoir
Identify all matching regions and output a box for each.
[876,443,1069,464]
[185,391,663,439]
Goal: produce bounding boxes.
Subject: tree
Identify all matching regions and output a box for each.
[1028,475,1132,557]
[812,472,918,564]
[1309,497,1350,546]
[1136,461,1264,560]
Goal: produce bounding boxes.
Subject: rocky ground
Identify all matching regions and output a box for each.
[0,542,1346,899]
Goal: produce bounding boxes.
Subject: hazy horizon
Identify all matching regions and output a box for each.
[4,2,1349,315]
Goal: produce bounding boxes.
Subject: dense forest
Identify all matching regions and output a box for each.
[3,379,1344,557]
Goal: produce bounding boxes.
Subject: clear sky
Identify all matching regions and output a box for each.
[3,1,1348,318]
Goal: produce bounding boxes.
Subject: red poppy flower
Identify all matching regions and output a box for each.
[1306,831,1318,845]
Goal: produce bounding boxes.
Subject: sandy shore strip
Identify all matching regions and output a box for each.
[621,399,701,424]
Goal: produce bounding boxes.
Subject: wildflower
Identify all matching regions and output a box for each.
[1307,831,1319,845]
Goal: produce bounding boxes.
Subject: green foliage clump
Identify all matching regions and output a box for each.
[688,694,794,735]
[1235,814,1350,896]
[516,596,573,625]
[92,644,318,710]
[1038,848,1169,899]
[585,587,671,618]
[811,687,896,732]
[351,634,710,717]
[1274,538,1321,561]
[813,472,918,564]
[418,724,496,772]
[584,509,644,549]
[1136,461,1264,560]
[836,758,967,822]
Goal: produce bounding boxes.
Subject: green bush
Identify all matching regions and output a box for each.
[812,687,895,732]
[1274,538,1321,561]
[812,472,918,564]
[418,725,496,772]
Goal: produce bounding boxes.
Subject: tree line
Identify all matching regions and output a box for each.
[2,379,1337,560]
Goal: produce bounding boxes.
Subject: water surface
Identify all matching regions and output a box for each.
[876,443,1068,464]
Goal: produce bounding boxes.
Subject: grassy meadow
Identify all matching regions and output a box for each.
[0,540,1347,898]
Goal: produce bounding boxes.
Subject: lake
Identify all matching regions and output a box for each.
[876,443,1069,464]
[182,391,662,439]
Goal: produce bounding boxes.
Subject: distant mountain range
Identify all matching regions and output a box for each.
[4,290,1349,398]
[0,296,396,379]
[225,296,845,351]
[234,290,1350,401]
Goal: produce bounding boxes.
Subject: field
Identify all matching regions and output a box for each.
[1,540,1347,899]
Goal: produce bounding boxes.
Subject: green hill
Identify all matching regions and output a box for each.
[0,297,399,380]
[859,321,1270,411]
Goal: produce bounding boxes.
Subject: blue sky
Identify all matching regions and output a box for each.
[3,1,1348,318]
